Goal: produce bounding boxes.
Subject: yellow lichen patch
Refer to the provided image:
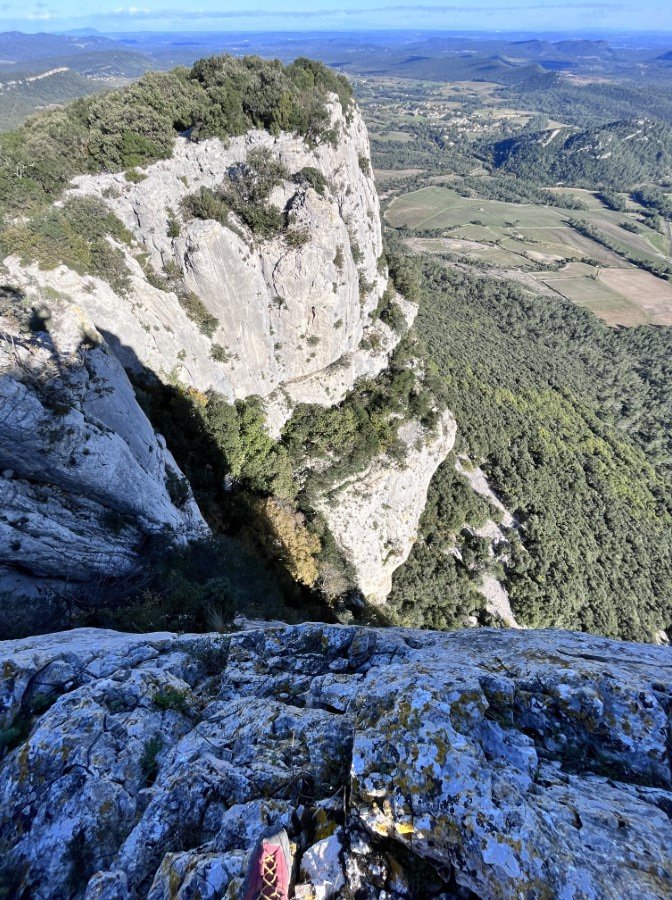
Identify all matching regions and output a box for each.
[168,863,182,900]
[394,820,415,835]
[313,807,339,842]
[98,799,115,817]
[372,819,392,836]
[2,660,17,678]
[431,814,465,847]
[396,698,423,730]
[434,733,449,766]
[449,689,486,728]
[369,799,397,836]
[16,741,31,784]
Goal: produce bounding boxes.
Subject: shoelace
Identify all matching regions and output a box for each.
[259,851,284,900]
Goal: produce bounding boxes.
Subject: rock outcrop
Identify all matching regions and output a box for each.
[4,100,397,426]
[0,295,206,632]
[454,456,521,628]
[1,623,670,899]
[319,409,457,603]
[0,95,449,606]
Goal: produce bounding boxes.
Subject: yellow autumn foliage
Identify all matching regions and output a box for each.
[256,497,320,587]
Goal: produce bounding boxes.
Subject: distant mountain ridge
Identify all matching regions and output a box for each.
[0,30,122,65]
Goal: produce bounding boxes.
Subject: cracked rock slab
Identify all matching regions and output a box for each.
[0,624,670,899]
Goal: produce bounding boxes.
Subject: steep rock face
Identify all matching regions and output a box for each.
[1,97,452,607]
[0,298,206,628]
[319,409,457,603]
[0,624,670,899]
[4,100,395,422]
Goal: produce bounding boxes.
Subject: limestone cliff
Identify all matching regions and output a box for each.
[1,95,451,609]
[0,295,206,630]
[4,99,397,426]
[319,410,457,603]
[0,623,670,898]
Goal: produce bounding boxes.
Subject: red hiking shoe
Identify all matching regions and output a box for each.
[242,827,292,900]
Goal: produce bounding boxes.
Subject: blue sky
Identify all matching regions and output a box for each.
[0,1,668,34]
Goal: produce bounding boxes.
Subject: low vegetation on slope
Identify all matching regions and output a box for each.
[0,54,353,221]
[390,254,672,641]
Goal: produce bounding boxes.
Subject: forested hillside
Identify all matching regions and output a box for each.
[390,255,672,642]
[491,119,672,189]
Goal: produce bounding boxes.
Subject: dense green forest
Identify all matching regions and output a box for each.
[389,256,672,642]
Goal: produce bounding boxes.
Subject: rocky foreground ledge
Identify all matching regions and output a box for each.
[0,625,670,899]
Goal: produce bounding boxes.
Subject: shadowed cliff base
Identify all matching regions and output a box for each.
[0,294,376,638]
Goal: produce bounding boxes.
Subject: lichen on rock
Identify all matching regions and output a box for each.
[1,623,670,898]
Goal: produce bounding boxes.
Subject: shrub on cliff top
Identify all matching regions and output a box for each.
[0,55,354,221]
[0,196,132,293]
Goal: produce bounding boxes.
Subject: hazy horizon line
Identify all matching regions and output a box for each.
[2,25,670,36]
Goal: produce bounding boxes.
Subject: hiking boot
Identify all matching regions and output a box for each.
[242,826,292,900]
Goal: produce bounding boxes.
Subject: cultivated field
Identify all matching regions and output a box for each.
[374,167,425,181]
[406,235,532,267]
[387,187,635,272]
[386,186,572,230]
[391,185,672,327]
[598,269,672,325]
[530,264,672,326]
[582,216,668,267]
[533,265,651,326]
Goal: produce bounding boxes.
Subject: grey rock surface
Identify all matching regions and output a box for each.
[319,409,457,603]
[0,299,206,624]
[0,623,670,898]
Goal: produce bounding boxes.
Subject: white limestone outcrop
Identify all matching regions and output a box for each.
[3,99,397,426]
[319,409,457,603]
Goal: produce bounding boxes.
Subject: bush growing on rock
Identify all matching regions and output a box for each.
[0,196,132,293]
[292,165,329,195]
[177,289,220,337]
[0,55,353,221]
[181,186,230,227]
[380,300,408,335]
[210,343,231,363]
[385,238,422,304]
[253,497,321,586]
[152,686,193,715]
[218,148,288,239]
